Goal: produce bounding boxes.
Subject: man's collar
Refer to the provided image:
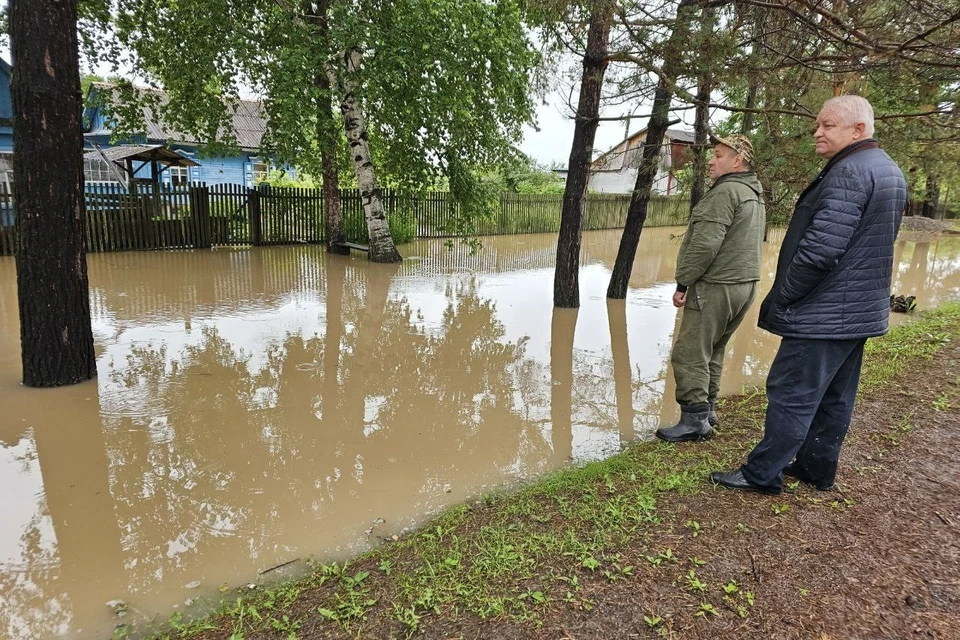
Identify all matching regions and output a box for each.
[711,170,755,187]
[822,138,880,173]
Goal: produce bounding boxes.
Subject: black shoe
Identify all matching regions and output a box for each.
[707,397,719,428]
[655,410,713,443]
[710,469,781,495]
[783,463,835,491]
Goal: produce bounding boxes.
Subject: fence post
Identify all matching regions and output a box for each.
[249,187,262,246]
[190,185,212,248]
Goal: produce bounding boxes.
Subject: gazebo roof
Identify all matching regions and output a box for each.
[84,144,200,167]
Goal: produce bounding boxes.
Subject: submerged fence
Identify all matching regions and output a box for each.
[0,183,690,256]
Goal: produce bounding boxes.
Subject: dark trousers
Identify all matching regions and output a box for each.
[742,337,867,491]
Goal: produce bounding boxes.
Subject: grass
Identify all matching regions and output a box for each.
[133,302,960,640]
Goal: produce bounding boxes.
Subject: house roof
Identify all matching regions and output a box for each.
[607,127,695,154]
[587,126,695,170]
[85,82,267,150]
[84,144,200,167]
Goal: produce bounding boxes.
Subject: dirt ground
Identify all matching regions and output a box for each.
[411,343,960,640]
[898,216,959,235]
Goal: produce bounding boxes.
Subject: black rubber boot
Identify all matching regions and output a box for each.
[708,396,719,428]
[656,406,713,443]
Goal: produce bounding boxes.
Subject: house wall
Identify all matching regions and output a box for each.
[82,94,292,187]
[0,62,13,154]
[589,170,638,193]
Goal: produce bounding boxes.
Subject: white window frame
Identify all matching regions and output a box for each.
[252,160,269,184]
[0,153,13,192]
[168,165,190,186]
[84,158,121,184]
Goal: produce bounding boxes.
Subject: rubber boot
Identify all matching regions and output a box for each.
[708,396,719,428]
[655,406,713,443]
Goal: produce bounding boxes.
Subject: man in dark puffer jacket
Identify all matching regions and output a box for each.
[711,95,907,495]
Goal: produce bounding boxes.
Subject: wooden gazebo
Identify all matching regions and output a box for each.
[84,144,199,188]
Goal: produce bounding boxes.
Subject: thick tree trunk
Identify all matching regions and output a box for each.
[607,0,698,299]
[11,0,96,387]
[309,0,349,255]
[553,1,614,308]
[338,49,402,263]
[921,174,940,219]
[689,75,712,211]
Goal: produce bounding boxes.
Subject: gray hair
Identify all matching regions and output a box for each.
[822,95,875,137]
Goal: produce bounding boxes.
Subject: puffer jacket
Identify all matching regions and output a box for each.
[758,139,907,339]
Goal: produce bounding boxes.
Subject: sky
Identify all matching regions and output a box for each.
[519,95,641,168]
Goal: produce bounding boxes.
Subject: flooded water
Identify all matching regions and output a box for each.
[1,227,959,639]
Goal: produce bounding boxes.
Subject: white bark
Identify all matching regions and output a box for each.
[337,49,401,263]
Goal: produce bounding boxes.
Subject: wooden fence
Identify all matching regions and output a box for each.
[0,183,690,256]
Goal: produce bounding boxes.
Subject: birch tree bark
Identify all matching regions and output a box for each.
[337,48,402,263]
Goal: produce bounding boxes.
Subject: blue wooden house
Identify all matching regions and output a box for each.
[83,82,289,188]
[0,58,12,227]
[0,59,287,191]
[0,58,14,186]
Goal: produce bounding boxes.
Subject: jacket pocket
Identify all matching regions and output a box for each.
[685,282,706,311]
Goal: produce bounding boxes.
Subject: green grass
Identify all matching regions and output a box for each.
[136,302,960,640]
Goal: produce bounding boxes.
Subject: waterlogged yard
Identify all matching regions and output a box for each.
[1,227,959,639]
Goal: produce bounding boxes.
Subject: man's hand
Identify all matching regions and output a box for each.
[673,290,687,308]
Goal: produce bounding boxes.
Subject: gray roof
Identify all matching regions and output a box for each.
[665,128,695,143]
[86,83,267,150]
[84,144,200,166]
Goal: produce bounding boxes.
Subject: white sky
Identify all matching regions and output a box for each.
[519,95,640,168]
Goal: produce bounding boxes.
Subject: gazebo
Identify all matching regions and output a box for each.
[84,144,199,188]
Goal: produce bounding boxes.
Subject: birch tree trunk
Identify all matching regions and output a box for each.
[553,0,614,308]
[11,0,97,386]
[337,48,402,263]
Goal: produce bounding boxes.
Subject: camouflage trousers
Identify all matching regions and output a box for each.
[671,280,758,409]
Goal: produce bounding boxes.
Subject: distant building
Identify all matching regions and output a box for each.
[555,127,695,195]
[82,82,290,188]
[0,58,14,194]
[0,59,289,190]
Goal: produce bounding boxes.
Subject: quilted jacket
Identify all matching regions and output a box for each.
[758,139,907,339]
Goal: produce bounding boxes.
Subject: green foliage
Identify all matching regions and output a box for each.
[83,0,540,221]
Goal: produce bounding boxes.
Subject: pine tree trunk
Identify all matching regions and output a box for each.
[338,49,401,263]
[553,1,614,308]
[921,174,940,219]
[689,75,712,211]
[607,0,698,299]
[742,82,757,133]
[689,7,715,212]
[309,0,349,255]
[11,0,96,387]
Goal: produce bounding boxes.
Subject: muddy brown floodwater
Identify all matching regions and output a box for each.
[1,227,958,639]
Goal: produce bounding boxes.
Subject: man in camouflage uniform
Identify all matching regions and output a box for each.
[656,134,766,442]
